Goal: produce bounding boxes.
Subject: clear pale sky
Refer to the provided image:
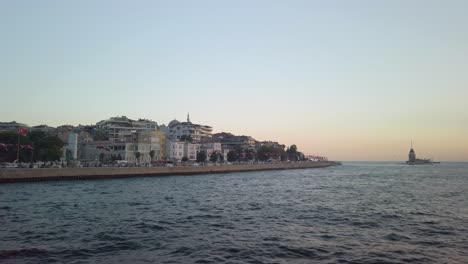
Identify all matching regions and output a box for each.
[1,1,467,161]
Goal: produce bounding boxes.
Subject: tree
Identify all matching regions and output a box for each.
[256,145,285,161]
[0,132,23,162]
[227,150,237,162]
[196,151,207,163]
[256,146,270,161]
[66,149,73,162]
[289,144,298,153]
[235,146,244,160]
[287,144,299,161]
[209,152,218,163]
[32,134,64,162]
[181,156,189,162]
[135,152,141,165]
[245,148,256,161]
[149,150,155,162]
[99,153,105,163]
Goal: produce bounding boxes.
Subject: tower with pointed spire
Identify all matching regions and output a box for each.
[187,113,191,123]
[408,140,416,163]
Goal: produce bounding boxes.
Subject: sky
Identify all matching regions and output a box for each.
[1,0,467,161]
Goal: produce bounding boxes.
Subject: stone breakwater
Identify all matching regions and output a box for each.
[0,162,335,183]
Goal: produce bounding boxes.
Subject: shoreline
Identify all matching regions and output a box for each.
[0,161,335,183]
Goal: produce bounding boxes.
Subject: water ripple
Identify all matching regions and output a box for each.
[1,162,468,263]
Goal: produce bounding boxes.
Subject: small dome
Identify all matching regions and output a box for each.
[168,119,180,127]
[409,148,415,153]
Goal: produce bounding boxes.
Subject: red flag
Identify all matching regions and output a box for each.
[96,146,111,151]
[19,128,29,136]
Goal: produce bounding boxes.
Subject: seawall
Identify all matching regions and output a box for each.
[0,162,335,183]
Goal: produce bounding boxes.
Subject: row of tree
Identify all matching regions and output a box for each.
[178,144,305,164]
[0,131,64,162]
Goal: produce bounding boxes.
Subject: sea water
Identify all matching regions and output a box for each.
[1,162,467,263]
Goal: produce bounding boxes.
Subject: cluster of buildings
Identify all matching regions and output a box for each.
[0,114,290,164]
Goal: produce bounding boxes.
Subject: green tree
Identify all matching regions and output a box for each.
[0,132,23,162]
[29,133,64,162]
[181,156,189,162]
[287,144,299,161]
[256,146,270,161]
[289,144,298,153]
[196,151,207,163]
[135,151,141,165]
[209,152,218,163]
[29,131,46,142]
[227,150,237,162]
[149,150,155,162]
[235,146,244,160]
[245,148,256,161]
[256,145,285,161]
[66,149,73,162]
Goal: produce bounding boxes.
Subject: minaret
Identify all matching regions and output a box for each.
[187,113,191,123]
[408,140,416,163]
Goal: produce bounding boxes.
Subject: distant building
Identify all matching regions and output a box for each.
[166,140,201,162]
[201,142,222,157]
[220,135,256,150]
[56,125,75,143]
[31,124,57,135]
[167,141,185,161]
[80,128,167,164]
[80,141,132,163]
[184,142,201,161]
[67,133,79,159]
[168,113,212,143]
[136,130,167,162]
[0,121,29,133]
[95,116,158,142]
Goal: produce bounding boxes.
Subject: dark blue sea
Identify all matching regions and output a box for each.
[1,163,467,263]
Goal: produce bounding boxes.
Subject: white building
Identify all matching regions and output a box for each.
[168,114,212,143]
[201,142,222,156]
[80,141,132,162]
[95,116,159,142]
[166,140,201,162]
[67,133,78,159]
[184,143,201,161]
[167,141,185,161]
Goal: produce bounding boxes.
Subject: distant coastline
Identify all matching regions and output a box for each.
[0,161,336,183]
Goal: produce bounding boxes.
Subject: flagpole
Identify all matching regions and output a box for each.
[17,130,20,162]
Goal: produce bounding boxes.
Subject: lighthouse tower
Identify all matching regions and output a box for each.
[408,141,416,163]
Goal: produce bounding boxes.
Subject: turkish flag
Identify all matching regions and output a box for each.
[19,128,29,136]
